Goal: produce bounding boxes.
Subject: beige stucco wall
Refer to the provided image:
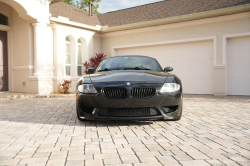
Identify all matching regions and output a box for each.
[100,15,250,95]
[11,8,39,93]
[12,9,32,66]
[13,70,38,94]
[101,17,250,61]
[53,24,96,92]
[0,2,11,18]
[0,2,36,93]
[93,36,102,55]
[214,68,226,95]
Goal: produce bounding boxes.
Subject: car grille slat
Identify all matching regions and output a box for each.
[98,107,161,117]
[111,89,114,98]
[130,87,155,99]
[102,88,127,99]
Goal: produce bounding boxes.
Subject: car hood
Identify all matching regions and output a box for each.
[87,71,170,83]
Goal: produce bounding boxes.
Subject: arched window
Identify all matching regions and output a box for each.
[0,13,8,26]
[65,37,71,76]
[77,39,83,76]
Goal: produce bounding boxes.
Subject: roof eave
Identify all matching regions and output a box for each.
[50,17,102,31]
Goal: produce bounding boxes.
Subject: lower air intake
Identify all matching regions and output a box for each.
[98,108,161,117]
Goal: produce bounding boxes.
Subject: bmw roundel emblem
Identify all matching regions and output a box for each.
[126,82,131,86]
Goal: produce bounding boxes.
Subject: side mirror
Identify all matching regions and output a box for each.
[88,68,95,74]
[164,67,173,72]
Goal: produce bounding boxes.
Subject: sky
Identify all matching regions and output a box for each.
[98,0,163,14]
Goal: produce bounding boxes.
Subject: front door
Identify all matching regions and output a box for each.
[0,30,8,91]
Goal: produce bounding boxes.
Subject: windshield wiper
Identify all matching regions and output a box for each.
[124,67,151,70]
[98,68,120,72]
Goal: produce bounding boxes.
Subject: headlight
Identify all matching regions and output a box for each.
[160,83,180,93]
[78,84,97,93]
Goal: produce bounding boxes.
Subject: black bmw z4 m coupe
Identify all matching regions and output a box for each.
[76,55,182,121]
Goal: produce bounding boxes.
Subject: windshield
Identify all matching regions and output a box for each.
[97,56,163,72]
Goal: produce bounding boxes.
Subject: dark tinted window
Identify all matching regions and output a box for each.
[98,56,162,72]
[0,13,8,26]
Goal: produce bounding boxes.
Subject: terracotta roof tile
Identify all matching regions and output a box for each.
[50,0,250,27]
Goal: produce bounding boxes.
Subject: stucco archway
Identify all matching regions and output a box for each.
[0,0,63,23]
[0,0,35,21]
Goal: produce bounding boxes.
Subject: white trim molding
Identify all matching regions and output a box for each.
[53,77,82,81]
[214,65,225,69]
[112,36,219,66]
[50,17,101,32]
[37,0,50,5]
[38,0,62,5]
[12,66,34,71]
[12,66,55,71]
[223,32,250,95]
[28,76,53,81]
[46,66,55,71]
[0,25,11,31]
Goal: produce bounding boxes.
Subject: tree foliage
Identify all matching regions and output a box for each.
[64,0,101,14]
[64,0,74,5]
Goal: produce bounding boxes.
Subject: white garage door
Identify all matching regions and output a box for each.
[116,40,214,94]
[228,36,250,96]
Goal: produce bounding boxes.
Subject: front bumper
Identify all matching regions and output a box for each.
[76,91,182,121]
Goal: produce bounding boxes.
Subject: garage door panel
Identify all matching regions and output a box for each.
[199,59,214,76]
[200,41,214,58]
[175,60,199,76]
[181,78,201,94]
[173,59,213,77]
[116,40,214,94]
[230,57,249,76]
[186,41,213,59]
[229,37,250,57]
[181,77,213,94]
[173,44,188,60]
[228,36,250,96]
[231,77,250,95]
[174,61,189,76]
[199,77,214,94]
[187,43,199,59]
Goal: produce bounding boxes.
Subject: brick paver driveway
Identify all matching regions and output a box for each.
[0,95,250,166]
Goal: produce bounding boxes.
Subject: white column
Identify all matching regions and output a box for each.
[32,22,47,76]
